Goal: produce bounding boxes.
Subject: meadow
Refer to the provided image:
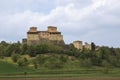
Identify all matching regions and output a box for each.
[0,58,120,78]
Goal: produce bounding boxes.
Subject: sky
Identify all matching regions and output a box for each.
[0,0,120,47]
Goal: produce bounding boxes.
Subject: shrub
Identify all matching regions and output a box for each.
[44,56,64,69]
[17,57,28,66]
[11,53,21,63]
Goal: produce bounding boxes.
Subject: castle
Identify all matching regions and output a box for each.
[73,40,91,50]
[23,26,91,50]
[23,26,65,45]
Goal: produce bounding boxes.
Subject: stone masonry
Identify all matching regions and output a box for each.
[23,26,65,45]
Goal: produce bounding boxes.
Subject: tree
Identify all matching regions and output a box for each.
[32,55,47,69]
[0,45,5,58]
[35,44,48,54]
[27,45,36,57]
[21,43,28,54]
[0,41,8,46]
[108,55,120,67]
[59,55,67,63]
[17,57,28,66]
[44,55,63,69]
[102,60,111,74]
[5,43,21,57]
[11,53,21,63]
[91,42,96,51]
[36,55,46,66]
[47,43,63,53]
[80,58,92,68]
[79,58,92,73]
[5,44,15,56]
[32,59,38,69]
[80,49,92,59]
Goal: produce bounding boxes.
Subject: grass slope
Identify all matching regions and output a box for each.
[0,61,34,74]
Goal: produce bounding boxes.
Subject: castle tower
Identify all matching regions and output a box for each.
[29,27,37,32]
[27,26,39,45]
[47,26,64,45]
[73,40,83,50]
[47,26,57,32]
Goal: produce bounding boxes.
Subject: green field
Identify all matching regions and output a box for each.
[0,60,120,78]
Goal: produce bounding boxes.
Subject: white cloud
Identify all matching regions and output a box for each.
[0,0,120,47]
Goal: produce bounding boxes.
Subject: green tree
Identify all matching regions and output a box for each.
[102,60,111,74]
[4,42,21,56]
[47,43,63,53]
[11,53,21,63]
[108,55,120,67]
[5,44,15,56]
[0,41,8,46]
[17,57,28,66]
[0,45,5,58]
[91,42,96,51]
[44,55,63,69]
[32,59,38,69]
[59,55,67,63]
[21,43,28,54]
[36,55,46,66]
[27,45,36,57]
[80,58,92,68]
[79,58,92,73]
[80,49,92,59]
[35,44,49,54]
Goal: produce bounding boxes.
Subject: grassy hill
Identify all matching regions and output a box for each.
[0,60,34,74]
[0,54,120,78]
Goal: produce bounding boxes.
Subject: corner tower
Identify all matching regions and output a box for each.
[27,27,39,45]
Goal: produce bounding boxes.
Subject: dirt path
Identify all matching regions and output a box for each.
[0,77,120,80]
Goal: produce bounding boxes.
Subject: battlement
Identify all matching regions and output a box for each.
[29,27,37,32]
[47,26,57,32]
[73,40,82,44]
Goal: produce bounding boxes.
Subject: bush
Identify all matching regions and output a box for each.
[44,56,64,69]
[79,58,92,68]
[102,60,111,74]
[11,53,21,63]
[17,57,28,66]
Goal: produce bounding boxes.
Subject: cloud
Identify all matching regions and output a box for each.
[0,0,120,47]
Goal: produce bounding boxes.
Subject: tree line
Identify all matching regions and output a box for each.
[0,41,120,70]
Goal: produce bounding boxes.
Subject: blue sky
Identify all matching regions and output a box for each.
[0,0,120,47]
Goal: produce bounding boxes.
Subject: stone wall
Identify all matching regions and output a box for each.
[26,26,65,45]
[84,42,91,50]
[73,40,83,50]
[73,41,91,50]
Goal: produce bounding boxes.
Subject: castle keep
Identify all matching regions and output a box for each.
[23,26,65,45]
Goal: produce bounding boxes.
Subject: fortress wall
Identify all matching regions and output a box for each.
[84,42,91,50]
[39,32,50,39]
[26,26,65,45]
[27,34,39,41]
[73,41,83,50]
[49,35,63,41]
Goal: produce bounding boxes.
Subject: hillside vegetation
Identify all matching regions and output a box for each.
[0,41,120,77]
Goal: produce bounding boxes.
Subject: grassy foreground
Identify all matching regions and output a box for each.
[0,61,120,78]
[0,56,120,78]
